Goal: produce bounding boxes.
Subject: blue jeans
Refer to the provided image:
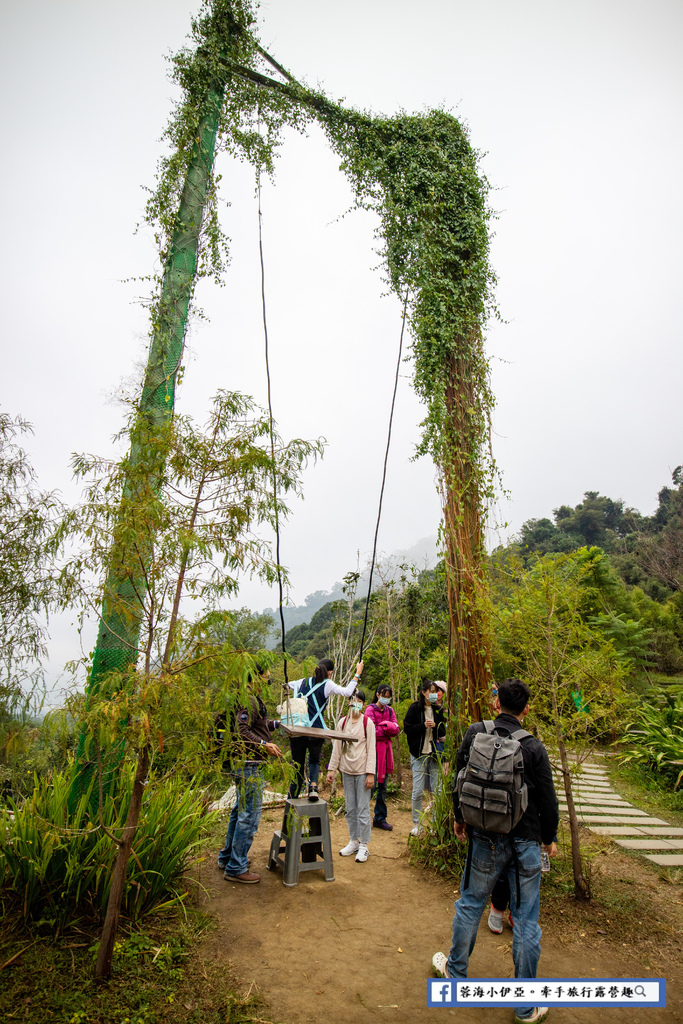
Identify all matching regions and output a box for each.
[447,833,542,1019]
[217,764,264,876]
[410,753,440,824]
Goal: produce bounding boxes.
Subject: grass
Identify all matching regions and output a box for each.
[606,754,683,827]
[0,913,275,1024]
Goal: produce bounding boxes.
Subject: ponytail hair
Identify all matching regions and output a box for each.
[372,684,393,704]
[314,658,334,684]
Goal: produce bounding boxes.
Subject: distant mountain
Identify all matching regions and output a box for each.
[262,581,348,633]
[262,534,438,644]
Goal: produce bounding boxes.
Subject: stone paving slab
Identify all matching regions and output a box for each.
[553,778,612,788]
[616,839,683,850]
[591,826,652,835]
[556,791,615,798]
[644,854,683,866]
[560,805,636,814]
[574,807,650,816]
[559,795,630,804]
[574,815,669,825]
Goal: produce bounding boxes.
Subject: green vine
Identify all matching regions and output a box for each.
[141,0,498,715]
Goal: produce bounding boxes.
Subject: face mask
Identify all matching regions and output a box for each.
[351,702,363,713]
[427,693,438,704]
[379,696,391,706]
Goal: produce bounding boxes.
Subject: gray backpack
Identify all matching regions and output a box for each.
[455,721,529,834]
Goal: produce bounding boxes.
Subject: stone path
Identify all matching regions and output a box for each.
[552,756,683,869]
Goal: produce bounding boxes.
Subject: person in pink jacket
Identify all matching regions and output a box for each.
[365,685,400,831]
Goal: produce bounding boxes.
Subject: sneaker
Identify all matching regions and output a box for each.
[487,905,504,934]
[431,952,450,978]
[373,820,393,830]
[223,871,261,884]
[339,840,360,856]
[514,1009,549,1023]
[410,825,423,837]
[307,782,319,802]
[355,843,369,862]
[508,910,514,929]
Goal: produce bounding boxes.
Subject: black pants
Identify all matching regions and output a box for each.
[372,774,389,823]
[491,874,510,911]
[289,736,324,798]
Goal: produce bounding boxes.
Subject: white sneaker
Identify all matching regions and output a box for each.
[431,952,449,978]
[514,1008,549,1023]
[410,825,422,836]
[487,905,504,934]
[355,843,369,862]
[339,840,360,857]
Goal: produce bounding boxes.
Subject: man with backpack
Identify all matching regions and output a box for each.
[432,678,559,1024]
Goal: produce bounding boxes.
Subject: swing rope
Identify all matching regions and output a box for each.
[258,157,409,686]
[257,166,289,705]
[357,288,410,662]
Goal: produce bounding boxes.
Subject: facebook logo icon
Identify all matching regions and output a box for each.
[429,980,455,1004]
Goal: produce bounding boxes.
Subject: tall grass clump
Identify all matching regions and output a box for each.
[409,759,467,879]
[0,765,215,928]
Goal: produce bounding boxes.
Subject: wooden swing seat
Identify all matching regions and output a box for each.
[278,723,358,742]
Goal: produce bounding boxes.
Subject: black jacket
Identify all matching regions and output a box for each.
[403,700,446,759]
[452,713,559,845]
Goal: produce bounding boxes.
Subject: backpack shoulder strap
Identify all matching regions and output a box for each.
[483,720,495,734]
[509,727,531,742]
[307,678,326,697]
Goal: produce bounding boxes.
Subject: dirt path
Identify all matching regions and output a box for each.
[199,798,682,1024]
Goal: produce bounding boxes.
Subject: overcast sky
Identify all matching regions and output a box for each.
[2,0,682,680]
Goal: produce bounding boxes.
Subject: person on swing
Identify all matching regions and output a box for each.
[286,658,364,800]
[432,678,559,1024]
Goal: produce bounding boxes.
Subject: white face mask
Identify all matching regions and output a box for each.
[427,693,438,704]
[379,696,391,706]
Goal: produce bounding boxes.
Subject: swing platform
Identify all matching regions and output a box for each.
[278,723,358,741]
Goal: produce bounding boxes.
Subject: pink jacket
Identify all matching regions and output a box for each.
[364,702,399,783]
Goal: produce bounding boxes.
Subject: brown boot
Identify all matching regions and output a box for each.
[224,870,261,884]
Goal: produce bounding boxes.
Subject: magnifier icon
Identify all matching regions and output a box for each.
[634,985,647,997]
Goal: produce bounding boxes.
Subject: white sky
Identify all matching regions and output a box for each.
[2,0,682,681]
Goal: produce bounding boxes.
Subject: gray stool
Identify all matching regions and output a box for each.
[268,797,335,887]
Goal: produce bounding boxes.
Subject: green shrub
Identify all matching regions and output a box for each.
[0,765,215,928]
[619,687,683,788]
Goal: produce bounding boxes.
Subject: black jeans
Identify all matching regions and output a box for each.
[372,774,389,823]
[289,736,324,797]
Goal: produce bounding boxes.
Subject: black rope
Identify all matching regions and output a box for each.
[357,288,410,660]
[257,169,289,689]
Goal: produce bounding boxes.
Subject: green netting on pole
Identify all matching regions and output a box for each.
[69,49,232,810]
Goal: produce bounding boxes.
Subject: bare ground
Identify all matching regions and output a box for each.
[197,790,683,1024]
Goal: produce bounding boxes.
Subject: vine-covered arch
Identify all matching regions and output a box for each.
[76,0,495,797]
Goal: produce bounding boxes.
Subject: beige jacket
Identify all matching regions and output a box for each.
[328,712,376,776]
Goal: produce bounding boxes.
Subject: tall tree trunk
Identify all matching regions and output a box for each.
[95,744,151,980]
[442,342,492,723]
